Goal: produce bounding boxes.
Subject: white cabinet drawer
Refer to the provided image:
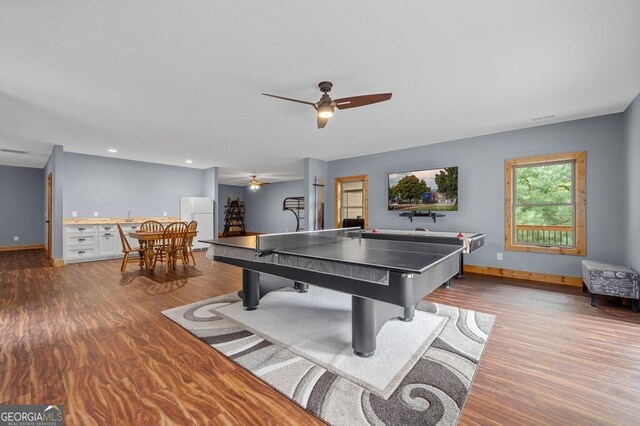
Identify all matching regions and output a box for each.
[120,223,141,232]
[66,225,98,234]
[98,232,119,258]
[65,246,97,261]
[99,224,117,233]
[66,234,97,246]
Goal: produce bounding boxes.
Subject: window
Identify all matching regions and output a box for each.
[335,175,368,228]
[505,151,586,255]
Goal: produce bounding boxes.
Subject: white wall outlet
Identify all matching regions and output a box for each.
[497,252,503,261]
[93,211,99,217]
[163,211,167,217]
[72,211,78,217]
[14,236,19,241]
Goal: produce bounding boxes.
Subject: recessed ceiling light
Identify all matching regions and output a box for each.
[108,148,118,153]
[186,160,193,164]
[0,148,30,155]
[532,115,556,121]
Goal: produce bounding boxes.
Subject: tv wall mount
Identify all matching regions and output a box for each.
[398,210,445,223]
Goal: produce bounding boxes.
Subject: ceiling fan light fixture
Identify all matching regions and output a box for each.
[318,106,334,119]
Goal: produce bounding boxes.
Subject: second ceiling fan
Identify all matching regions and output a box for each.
[249,175,270,190]
[262,81,392,129]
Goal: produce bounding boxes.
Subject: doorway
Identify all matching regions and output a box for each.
[47,173,53,260]
[334,175,368,229]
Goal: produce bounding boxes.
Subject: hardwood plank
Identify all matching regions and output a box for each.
[1,250,639,425]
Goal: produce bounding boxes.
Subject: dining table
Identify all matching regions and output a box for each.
[128,229,198,270]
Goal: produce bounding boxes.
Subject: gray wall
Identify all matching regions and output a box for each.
[63,153,205,218]
[203,167,219,237]
[0,165,44,246]
[623,93,640,271]
[304,158,328,231]
[327,114,626,277]
[218,184,244,235]
[44,145,64,259]
[243,180,305,234]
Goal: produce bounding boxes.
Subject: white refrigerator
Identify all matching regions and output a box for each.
[180,197,215,249]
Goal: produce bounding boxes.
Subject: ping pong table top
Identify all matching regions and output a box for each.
[203,228,463,275]
[362,229,482,239]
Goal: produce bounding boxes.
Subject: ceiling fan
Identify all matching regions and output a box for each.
[249,175,270,190]
[262,81,392,129]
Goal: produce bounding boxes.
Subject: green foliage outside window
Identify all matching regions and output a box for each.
[515,163,573,226]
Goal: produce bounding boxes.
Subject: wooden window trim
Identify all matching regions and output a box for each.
[504,151,586,256]
[334,175,368,229]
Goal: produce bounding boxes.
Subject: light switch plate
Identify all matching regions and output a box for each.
[14,236,19,241]
[497,252,503,260]
[72,211,78,217]
[163,211,167,217]
[93,211,99,217]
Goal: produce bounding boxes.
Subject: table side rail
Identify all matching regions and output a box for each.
[466,234,485,253]
[213,251,459,309]
[212,244,390,285]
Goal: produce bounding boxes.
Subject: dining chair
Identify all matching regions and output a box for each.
[153,222,188,272]
[139,220,164,252]
[117,223,145,275]
[140,220,164,232]
[184,220,198,266]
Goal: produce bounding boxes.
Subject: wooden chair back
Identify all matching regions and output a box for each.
[186,220,198,244]
[141,220,164,233]
[117,223,132,253]
[161,222,188,250]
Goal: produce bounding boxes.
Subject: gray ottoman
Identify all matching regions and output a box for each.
[581,260,639,312]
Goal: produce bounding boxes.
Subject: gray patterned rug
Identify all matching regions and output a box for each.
[162,290,495,425]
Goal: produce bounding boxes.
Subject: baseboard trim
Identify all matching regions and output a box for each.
[51,258,65,267]
[0,244,45,252]
[464,264,582,287]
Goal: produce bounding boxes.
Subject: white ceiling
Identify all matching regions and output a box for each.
[1,1,639,183]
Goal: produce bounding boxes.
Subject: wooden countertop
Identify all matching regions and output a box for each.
[64,217,181,225]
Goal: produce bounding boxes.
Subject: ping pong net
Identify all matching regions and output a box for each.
[255,227,362,254]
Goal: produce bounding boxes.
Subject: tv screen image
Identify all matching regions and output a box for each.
[388,167,458,211]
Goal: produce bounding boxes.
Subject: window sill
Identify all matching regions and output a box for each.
[506,243,584,256]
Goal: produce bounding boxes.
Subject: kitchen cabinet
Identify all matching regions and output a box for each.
[65,225,98,262]
[97,230,119,258]
[63,218,178,263]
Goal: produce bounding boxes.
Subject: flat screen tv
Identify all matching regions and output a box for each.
[388,167,458,211]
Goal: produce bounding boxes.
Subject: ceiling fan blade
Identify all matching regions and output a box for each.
[317,115,329,129]
[333,93,392,110]
[262,93,317,108]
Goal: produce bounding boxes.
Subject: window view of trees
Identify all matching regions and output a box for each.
[514,162,574,246]
[388,167,458,211]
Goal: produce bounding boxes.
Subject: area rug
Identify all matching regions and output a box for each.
[162,288,495,425]
[216,286,448,399]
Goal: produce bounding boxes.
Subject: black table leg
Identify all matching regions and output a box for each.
[352,296,377,357]
[456,252,464,278]
[243,269,260,310]
[352,296,409,357]
[398,305,415,322]
[294,282,309,293]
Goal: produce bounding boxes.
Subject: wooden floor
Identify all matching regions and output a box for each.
[2,249,639,425]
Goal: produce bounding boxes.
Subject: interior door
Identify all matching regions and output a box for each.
[47,173,53,259]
